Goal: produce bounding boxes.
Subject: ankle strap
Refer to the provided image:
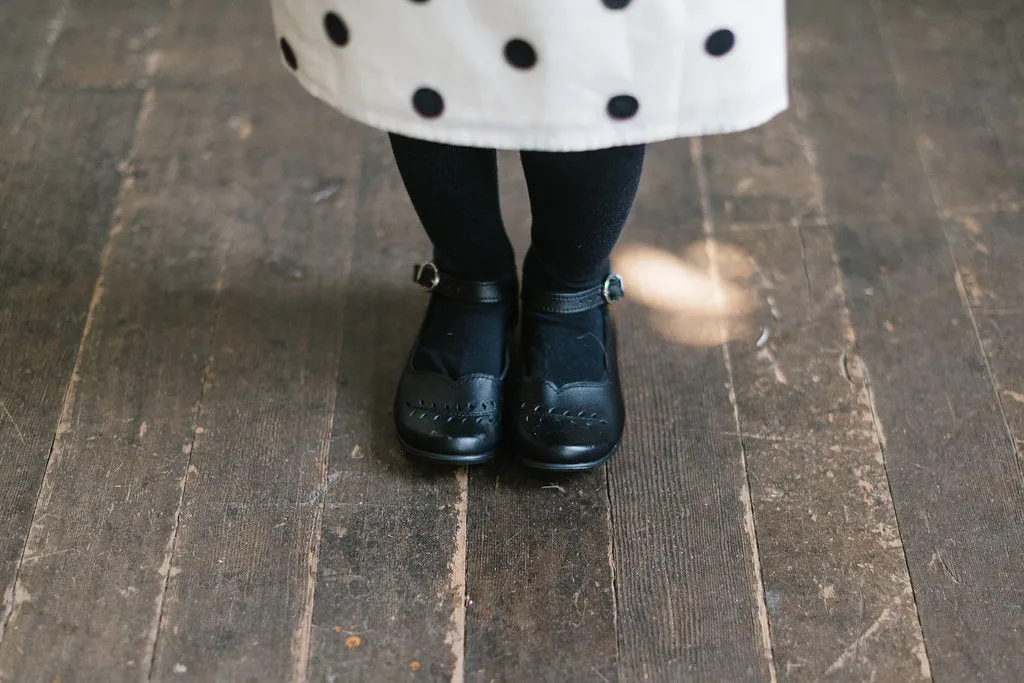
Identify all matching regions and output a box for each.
[522,274,625,314]
[413,262,517,304]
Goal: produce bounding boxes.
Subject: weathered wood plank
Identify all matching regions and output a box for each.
[787,0,892,85]
[0,130,226,680]
[42,0,171,89]
[830,212,1024,680]
[306,134,467,682]
[700,114,826,227]
[606,138,771,681]
[793,83,934,223]
[0,89,143,658]
[699,106,931,680]
[0,0,64,137]
[946,208,1024,445]
[799,10,1024,674]
[464,464,618,683]
[149,175,360,681]
[152,0,285,87]
[870,0,1019,96]
[869,0,1024,212]
[130,84,352,190]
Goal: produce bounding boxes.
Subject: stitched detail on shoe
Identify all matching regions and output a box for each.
[519,402,608,426]
[404,399,499,419]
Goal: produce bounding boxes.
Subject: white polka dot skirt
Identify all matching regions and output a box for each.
[270,0,789,151]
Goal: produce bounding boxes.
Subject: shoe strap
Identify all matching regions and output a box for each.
[522,273,625,314]
[413,262,517,304]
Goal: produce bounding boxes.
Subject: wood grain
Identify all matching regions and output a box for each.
[148,177,360,681]
[0,98,225,680]
[42,0,171,89]
[464,463,618,683]
[607,139,771,681]
[0,89,144,664]
[0,0,64,137]
[799,12,1024,672]
[699,108,930,680]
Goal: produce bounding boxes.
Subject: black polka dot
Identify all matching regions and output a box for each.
[280,37,298,70]
[705,29,735,57]
[413,88,444,118]
[504,39,537,69]
[324,12,349,46]
[603,0,631,8]
[607,95,639,120]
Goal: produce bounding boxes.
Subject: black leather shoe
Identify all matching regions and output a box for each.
[395,262,517,465]
[510,274,626,471]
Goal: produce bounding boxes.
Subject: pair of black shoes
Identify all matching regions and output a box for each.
[394,262,625,471]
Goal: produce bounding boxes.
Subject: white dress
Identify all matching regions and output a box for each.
[270,0,788,152]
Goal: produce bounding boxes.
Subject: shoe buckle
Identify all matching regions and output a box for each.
[414,262,441,292]
[603,273,625,303]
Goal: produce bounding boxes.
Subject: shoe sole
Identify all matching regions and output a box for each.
[516,441,621,472]
[398,438,496,466]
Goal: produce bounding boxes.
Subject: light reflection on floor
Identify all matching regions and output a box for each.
[612,241,758,347]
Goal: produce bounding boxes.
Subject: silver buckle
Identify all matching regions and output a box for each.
[603,273,624,303]
[414,262,441,292]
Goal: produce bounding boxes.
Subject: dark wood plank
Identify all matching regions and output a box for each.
[829,211,1024,680]
[797,6,1024,672]
[787,0,892,85]
[797,4,1024,677]
[792,82,934,224]
[868,0,1024,213]
[0,89,144,651]
[700,114,826,227]
[152,0,286,87]
[946,208,1024,454]
[801,57,1024,680]
[0,0,64,137]
[0,116,225,679]
[117,0,378,676]
[42,0,171,89]
[871,0,1019,97]
[306,134,467,682]
[606,139,772,681]
[700,108,931,680]
[148,176,360,681]
[130,83,352,190]
[464,467,617,683]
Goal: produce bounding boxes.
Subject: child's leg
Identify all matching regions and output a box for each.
[519,144,645,384]
[389,134,515,281]
[389,134,516,378]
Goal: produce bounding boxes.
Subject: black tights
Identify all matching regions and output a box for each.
[389,134,645,381]
[388,134,645,289]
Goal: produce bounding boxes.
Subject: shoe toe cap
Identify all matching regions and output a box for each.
[395,371,504,462]
[396,408,501,459]
[512,385,624,470]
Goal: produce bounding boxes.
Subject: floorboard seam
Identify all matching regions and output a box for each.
[140,193,227,683]
[137,2,221,667]
[294,168,363,682]
[449,468,469,683]
[603,464,622,681]
[691,137,778,682]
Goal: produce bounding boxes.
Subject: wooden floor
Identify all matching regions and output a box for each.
[2,0,1024,681]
